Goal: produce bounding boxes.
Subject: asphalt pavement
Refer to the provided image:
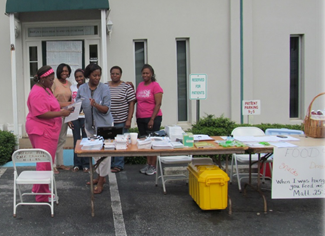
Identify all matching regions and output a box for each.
[0,164,324,236]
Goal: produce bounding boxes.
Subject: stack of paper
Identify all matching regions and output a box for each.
[104,140,115,150]
[151,141,173,149]
[115,135,128,150]
[81,138,103,150]
[194,142,215,148]
[170,141,184,149]
[137,138,152,149]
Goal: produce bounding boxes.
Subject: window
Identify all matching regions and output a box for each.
[29,46,38,88]
[89,44,98,64]
[290,35,304,118]
[134,40,147,87]
[176,39,189,121]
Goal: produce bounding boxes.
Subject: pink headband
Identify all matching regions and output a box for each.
[40,68,54,78]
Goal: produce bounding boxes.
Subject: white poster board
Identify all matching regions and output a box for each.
[242,100,261,115]
[272,146,325,199]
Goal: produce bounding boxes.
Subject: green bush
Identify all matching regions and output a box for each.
[0,130,16,165]
[189,114,236,136]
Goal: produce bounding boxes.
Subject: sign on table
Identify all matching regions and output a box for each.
[189,74,207,100]
[242,100,261,115]
[272,146,325,199]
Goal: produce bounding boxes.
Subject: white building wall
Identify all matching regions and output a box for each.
[0,0,323,137]
[247,0,324,125]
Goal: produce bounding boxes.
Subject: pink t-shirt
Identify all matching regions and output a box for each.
[136,81,163,118]
[26,85,62,137]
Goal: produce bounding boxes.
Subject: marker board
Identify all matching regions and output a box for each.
[272,146,325,199]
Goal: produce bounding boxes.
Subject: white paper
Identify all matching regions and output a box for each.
[193,134,214,141]
[269,142,297,147]
[64,101,82,123]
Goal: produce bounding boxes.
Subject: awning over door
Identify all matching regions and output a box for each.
[6,0,109,13]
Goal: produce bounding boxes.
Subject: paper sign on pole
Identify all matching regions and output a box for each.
[272,146,325,199]
[242,100,261,115]
[189,74,207,100]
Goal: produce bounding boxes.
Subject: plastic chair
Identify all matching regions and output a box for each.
[230,127,270,191]
[12,149,58,217]
[265,128,305,136]
[155,155,192,194]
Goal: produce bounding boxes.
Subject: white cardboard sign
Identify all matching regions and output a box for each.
[272,146,325,199]
[189,74,207,100]
[242,100,261,115]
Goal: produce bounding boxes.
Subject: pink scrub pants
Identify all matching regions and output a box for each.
[28,133,58,202]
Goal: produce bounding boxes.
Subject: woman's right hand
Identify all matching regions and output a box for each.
[68,121,74,129]
[61,108,73,117]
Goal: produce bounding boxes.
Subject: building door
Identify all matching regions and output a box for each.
[45,40,83,84]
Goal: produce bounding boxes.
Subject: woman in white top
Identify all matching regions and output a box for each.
[69,69,89,173]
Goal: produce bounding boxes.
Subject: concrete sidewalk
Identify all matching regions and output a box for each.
[0,164,324,236]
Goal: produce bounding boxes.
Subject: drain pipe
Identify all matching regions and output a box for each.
[240,0,244,124]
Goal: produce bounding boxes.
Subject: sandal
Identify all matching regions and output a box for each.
[57,165,70,171]
[111,167,123,173]
[93,186,103,194]
[83,167,89,173]
[86,178,107,185]
[72,166,79,172]
[53,167,59,174]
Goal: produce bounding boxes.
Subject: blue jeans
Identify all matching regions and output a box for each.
[72,118,89,169]
[111,122,128,170]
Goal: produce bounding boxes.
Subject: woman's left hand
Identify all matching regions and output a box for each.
[125,120,131,129]
[147,119,154,129]
[89,98,96,106]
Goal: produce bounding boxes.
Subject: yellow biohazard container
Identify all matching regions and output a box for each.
[187,164,229,210]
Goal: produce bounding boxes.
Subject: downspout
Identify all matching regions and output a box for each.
[101,10,108,83]
[240,0,244,124]
[9,14,19,148]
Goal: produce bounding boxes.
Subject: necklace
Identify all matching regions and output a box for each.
[36,83,50,95]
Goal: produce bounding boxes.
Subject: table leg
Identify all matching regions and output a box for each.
[243,152,268,213]
[89,157,95,217]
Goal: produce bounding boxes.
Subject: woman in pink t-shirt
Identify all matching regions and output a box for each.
[136,64,163,176]
[26,65,72,202]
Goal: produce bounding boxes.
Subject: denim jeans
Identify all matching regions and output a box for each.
[111,122,128,169]
[72,118,89,169]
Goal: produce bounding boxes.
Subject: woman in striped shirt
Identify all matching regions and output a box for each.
[109,66,136,173]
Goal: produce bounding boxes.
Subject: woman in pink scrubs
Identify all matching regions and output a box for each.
[26,65,72,202]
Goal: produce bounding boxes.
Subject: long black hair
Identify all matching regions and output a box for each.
[56,63,71,79]
[141,64,156,82]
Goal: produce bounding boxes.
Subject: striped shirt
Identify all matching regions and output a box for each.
[109,82,136,123]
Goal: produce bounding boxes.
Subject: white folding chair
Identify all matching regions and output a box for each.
[155,155,192,194]
[230,127,271,191]
[12,149,58,218]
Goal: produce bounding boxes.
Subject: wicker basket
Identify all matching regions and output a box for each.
[303,92,325,138]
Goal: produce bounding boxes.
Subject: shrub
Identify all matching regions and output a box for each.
[189,114,236,136]
[0,130,16,165]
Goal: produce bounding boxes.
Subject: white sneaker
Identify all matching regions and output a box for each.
[48,195,59,202]
[140,164,149,174]
[145,165,156,175]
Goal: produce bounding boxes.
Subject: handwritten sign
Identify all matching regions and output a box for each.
[272,146,325,199]
[14,151,49,162]
[242,100,261,115]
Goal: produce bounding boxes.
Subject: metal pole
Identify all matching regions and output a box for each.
[240,0,244,124]
[196,100,200,122]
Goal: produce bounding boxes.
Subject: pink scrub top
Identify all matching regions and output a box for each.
[26,85,62,138]
[136,81,163,119]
